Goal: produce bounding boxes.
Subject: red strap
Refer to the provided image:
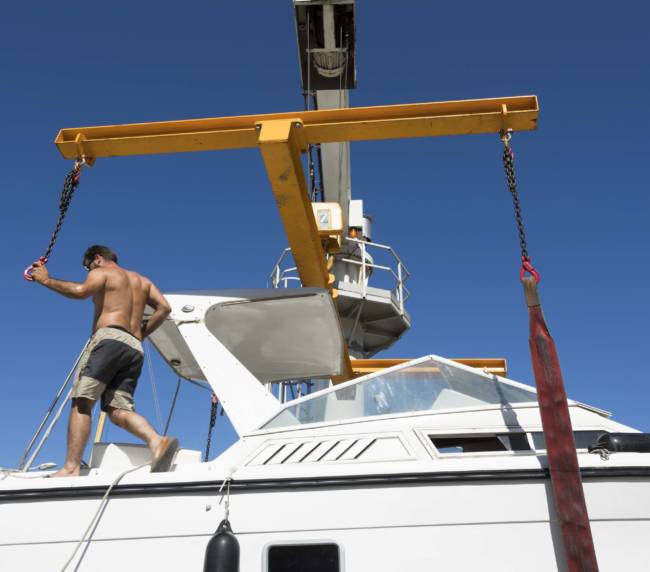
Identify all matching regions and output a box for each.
[524,278,599,571]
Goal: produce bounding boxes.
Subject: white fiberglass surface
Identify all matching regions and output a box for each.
[262,357,537,429]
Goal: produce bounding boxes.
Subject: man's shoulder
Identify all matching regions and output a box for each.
[126,269,152,286]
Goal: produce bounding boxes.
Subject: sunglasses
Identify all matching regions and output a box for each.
[83,258,98,272]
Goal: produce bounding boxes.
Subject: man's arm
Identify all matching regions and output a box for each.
[142,282,172,338]
[32,264,106,300]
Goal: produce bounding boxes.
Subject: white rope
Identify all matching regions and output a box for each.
[144,341,163,431]
[218,476,232,521]
[59,462,150,572]
[0,469,48,480]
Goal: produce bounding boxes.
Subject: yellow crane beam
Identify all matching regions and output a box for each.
[258,119,330,289]
[55,95,538,159]
[258,118,355,381]
[53,95,539,383]
[351,358,507,377]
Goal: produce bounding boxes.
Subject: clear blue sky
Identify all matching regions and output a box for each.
[1,2,648,469]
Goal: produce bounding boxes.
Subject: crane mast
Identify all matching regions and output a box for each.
[283,0,411,359]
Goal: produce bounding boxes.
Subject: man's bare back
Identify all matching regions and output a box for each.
[91,266,167,340]
[30,245,176,476]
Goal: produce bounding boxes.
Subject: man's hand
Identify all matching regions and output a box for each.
[31,261,49,285]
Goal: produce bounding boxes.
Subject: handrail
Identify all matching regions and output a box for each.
[269,238,411,315]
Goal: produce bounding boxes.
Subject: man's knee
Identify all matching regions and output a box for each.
[106,406,128,426]
[72,397,95,415]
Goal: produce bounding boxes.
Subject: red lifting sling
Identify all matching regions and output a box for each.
[501,131,599,572]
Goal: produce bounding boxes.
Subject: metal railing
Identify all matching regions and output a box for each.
[268,237,411,315]
[268,248,301,290]
[18,340,90,471]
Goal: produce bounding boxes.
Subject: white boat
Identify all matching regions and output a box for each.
[3,2,649,571]
[2,288,649,571]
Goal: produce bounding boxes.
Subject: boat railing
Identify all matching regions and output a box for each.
[268,237,411,315]
[18,340,90,471]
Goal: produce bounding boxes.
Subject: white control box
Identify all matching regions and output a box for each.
[348,199,364,228]
[312,202,343,234]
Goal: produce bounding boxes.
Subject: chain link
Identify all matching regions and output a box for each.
[42,163,83,261]
[303,90,321,202]
[501,132,529,261]
[204,393,219,462]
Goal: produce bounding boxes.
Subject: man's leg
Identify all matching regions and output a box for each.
[53,397,95,477]
[106,407,163,456]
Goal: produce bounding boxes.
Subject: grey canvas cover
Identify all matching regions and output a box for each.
[148,288,345,383]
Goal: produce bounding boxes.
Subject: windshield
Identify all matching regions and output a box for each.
[262,357,537,430]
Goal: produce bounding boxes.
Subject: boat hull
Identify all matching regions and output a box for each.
[1,472,648,571]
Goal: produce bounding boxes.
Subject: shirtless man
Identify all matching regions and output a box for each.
[31,245,178,476]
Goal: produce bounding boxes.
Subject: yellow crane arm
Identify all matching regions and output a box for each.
[55,96,538,159]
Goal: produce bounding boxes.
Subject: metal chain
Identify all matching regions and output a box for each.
[204,393,219,462]
[500,132,529,261]
[303,90,321,202]
[42,162,83,261]
[500,131,540,283]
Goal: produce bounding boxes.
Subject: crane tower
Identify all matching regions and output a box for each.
[270,0,411,358]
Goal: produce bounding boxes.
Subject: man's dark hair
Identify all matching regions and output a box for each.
[82,245,118,268]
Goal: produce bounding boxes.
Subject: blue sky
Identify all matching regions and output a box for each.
[1,2,648,469]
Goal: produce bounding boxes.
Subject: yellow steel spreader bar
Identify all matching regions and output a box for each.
[55,96,538,159]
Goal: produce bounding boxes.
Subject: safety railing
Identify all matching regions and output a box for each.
[268,237,411,316]
[268,248,302,290]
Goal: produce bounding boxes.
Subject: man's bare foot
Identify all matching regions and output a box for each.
[149,436,163,456]
[50,466,80,478]
[151,436,179,473]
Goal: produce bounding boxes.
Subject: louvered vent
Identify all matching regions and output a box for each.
[247,436,409,466]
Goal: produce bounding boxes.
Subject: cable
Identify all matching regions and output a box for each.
[145,341,163,430]
[59,462,150,572]
[163,377,182,436]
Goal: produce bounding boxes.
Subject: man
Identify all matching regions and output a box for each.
[31,245,178,476]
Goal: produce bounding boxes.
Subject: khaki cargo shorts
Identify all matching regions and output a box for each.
[72,326,144,411]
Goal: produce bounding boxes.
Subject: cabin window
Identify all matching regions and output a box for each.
[430,430,609,456]
[430,433,532,454]
[530,430,607,451]
[268,543,340,572]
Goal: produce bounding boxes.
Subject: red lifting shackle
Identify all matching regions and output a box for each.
[520,256,540,284]
[24,257,48,282]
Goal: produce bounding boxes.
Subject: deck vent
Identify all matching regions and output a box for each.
[248,436,410,466]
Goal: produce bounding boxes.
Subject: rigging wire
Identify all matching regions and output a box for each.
[304,9,322,202]
[336,26,350,208]
[144,340,164,431]
[312,92,325,203]
[18,339,90,470]
[163,377,182,436]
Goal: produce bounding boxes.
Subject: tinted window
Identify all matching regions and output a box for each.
[269,544,340,572]
[531,430,607,451]
[431,433,532,454]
